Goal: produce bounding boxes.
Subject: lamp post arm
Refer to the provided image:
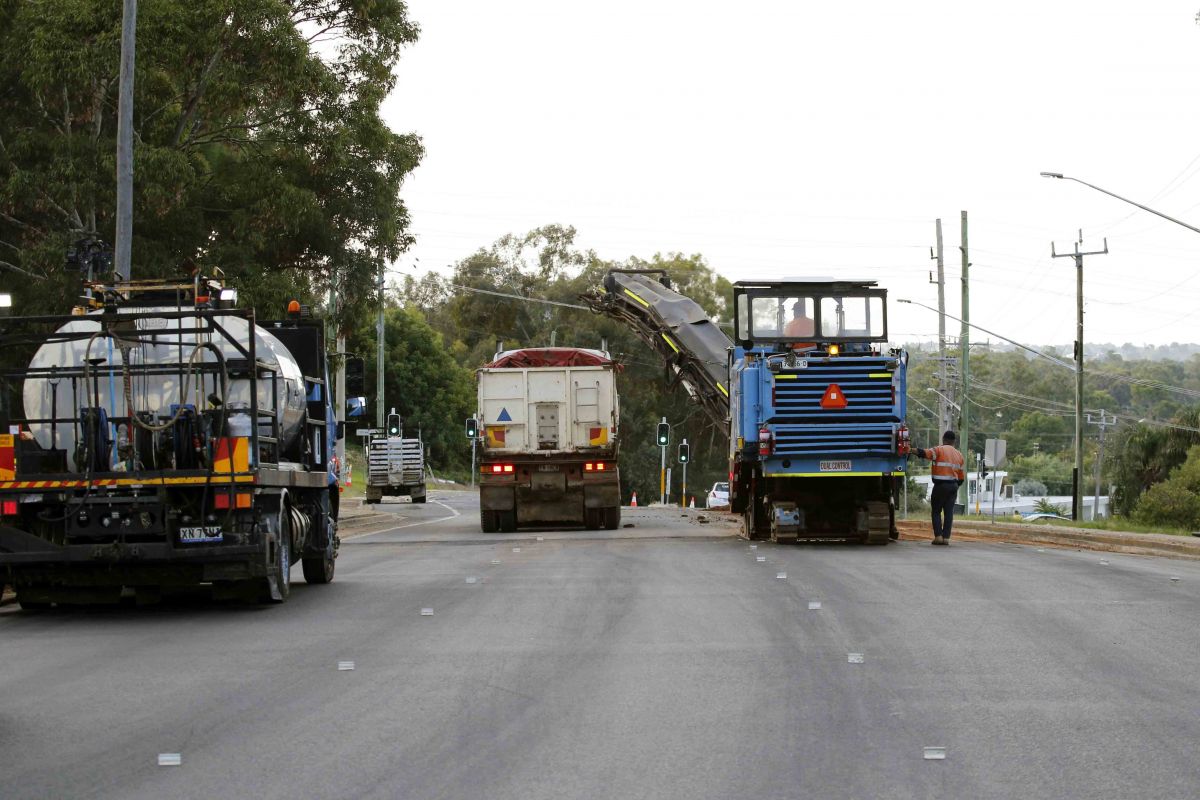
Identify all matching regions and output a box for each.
[1051,174,1200,237]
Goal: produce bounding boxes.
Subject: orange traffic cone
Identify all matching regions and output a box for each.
[690,496,695,508]
[345,464,352,487]
[631,492,638,507]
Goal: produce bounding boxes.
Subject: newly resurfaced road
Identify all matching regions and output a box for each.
[3,492,1199,800]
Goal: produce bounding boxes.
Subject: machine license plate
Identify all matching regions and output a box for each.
[179,526,223,544]
[795,359,808,368]
[537,464,559,472]
[819,460,852,472]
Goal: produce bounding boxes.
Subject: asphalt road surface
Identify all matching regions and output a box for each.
[3,491,1199,799]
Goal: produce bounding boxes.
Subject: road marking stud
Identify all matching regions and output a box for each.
[848,653,864,664]
[1099,559,1109,565]
[1170,576,1180,582]
[158,753,182,767]
[491,559,501,564]
[923,747,946,760]
[756,556,766,562]
[749,544,758,550]
[776,572,787,579]
[1036,548,1046,552]
[338,661,355,671]
[420,608,434,616]
[512,547,521,553]
[536,536,544,542]
[465,577,477,584]
[808,601,821,610]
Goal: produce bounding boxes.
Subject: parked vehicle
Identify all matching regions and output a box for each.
[707,481,730,509]
[0,275,348,607]
[474,347,621,531]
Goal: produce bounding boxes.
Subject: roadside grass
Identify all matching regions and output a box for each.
[902,509,1195,537]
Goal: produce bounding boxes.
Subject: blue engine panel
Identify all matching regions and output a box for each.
[732,350,908,477]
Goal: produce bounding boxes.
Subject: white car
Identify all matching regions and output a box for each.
[706,481,730,510]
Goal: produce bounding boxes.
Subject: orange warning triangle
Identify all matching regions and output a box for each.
[820,383,848,409]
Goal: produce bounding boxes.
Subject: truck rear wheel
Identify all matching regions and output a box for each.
[480,509,498,533]
[259,509,291,603]
[413,493,427,504]
[603,506,620,530]
[302,520,336,584]
[498,510,517,532]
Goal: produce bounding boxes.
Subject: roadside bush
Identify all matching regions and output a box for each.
[1132,481,1200,529]
[1014,478,1048,497]
[1033,498,1067,516]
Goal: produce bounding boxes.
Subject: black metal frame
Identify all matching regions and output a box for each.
[732,280,889,347]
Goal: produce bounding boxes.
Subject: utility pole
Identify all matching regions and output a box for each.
[376,259,386,430]
[958,210,970,510]
[329,279,346,472]
[930,218,949,434]
[1051,231,1108,521]
[1087,409,1117,521]
[114,0,138,280]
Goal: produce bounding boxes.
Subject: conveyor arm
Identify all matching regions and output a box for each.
[582,270,732,427]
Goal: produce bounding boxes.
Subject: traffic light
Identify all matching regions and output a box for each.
[387,412,401,437]
[678,441,690,463]
[978,456,989,480]
[656,422,670,447]
[465,417,478,440]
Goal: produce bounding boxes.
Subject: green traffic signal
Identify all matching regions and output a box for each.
[656,422,670,446]
[387,413,401,437]
[678,442,690,463]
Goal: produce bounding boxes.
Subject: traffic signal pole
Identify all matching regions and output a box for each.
[659,416,667,505]
[680,438,688,508]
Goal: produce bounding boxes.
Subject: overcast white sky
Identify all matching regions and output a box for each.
[382,1,1200,347]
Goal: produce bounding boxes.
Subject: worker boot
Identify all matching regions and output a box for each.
[931,536,944,545]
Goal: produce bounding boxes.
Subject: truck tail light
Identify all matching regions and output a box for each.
[758,427,772,457]
[897,424,911,455]
[584,462,608,472]
[2,499,17,516]
[485,464,515,474]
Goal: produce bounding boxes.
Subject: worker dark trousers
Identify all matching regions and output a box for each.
[930,481,959,539]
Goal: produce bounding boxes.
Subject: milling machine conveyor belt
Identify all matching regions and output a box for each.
[582,270,732,427]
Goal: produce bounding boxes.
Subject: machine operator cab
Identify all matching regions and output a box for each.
[733,279,888,355]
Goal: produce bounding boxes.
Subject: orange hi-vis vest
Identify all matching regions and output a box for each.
[924,445,966,482]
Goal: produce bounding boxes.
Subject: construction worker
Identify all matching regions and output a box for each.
[783,300,814,338]
[915,430,966,546]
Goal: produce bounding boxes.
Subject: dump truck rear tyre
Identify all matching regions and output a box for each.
[603,506,620,530]
[480,509,498,533]
[498,510,517,532]
[413,494,427,504]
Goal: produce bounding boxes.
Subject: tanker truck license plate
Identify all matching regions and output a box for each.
[819,461,852,472]
[179,526,223,543]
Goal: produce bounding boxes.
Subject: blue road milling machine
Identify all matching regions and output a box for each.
[585,271,909,544]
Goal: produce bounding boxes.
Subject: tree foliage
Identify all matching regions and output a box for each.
[0,0,422,327]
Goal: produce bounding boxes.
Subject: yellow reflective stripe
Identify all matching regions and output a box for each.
[765,471,898,477]
[623,289,650,308]
[661,333,680,353]
[774,374,797,380]
[717,382,729,397]
[868,372,892,378]
[0,475,256,489]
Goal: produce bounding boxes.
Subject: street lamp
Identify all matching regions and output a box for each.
[1039,172,1200,236]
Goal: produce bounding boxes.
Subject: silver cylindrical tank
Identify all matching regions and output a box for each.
[22,310,306,470]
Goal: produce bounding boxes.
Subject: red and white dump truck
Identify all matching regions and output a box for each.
[474,348,621,532]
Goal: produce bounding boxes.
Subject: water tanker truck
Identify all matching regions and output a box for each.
[0,275,345,606]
